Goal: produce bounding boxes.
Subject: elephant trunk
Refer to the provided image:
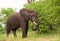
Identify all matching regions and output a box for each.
[32,16,39,31]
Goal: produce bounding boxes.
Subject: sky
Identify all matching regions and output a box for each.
[0,0,27,12]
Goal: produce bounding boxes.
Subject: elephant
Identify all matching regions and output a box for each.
[6,8,39,38]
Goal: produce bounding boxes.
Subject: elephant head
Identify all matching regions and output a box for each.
[20,8,39,30]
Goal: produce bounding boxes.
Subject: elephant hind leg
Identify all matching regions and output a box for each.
[12,28,17,37]
[6,28,11,37]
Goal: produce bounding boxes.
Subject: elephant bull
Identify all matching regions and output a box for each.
[6,8,39,38]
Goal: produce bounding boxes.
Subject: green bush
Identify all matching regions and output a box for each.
[0,8,14,34]
[25,0,60,34]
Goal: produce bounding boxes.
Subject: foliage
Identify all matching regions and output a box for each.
[0,8,14,33]
[1,8,14,16]
[25,0,60,34]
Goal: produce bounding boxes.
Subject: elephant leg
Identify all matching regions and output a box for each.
[6,28,11,37]
[25,22,28,37]
[12,28,17,37]
[21,22,28,38]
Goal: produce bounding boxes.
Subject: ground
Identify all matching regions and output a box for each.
[0,31,60,41]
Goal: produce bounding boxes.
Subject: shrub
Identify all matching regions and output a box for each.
[0,8,14,34]
[25,0,60,34]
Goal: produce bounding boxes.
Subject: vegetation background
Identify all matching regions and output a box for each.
[0,0,60,41]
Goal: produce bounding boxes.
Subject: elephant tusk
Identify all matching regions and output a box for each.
[33,21,37,25]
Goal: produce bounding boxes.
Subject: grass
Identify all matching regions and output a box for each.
[0,31,60,41]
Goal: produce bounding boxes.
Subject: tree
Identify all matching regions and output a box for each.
[25,0,60,34]
[27,0,34,4]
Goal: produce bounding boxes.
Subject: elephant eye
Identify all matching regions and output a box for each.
[31,15,34,18]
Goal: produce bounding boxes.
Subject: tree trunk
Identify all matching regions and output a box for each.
[27,0,34,4]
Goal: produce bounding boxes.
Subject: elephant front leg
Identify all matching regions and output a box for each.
[22,27,28,38]
[21,22,28,38]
